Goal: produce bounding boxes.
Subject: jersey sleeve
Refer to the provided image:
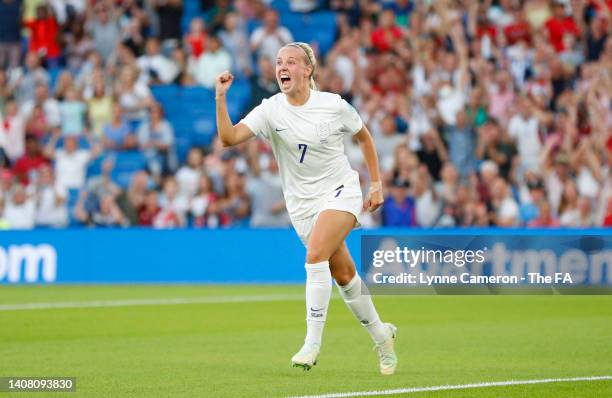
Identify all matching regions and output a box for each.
[338,98,363,136]
[239,100,271,140]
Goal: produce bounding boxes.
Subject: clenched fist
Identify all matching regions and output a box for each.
[215,71,234,99]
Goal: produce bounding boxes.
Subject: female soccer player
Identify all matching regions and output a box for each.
[215,42,397,375]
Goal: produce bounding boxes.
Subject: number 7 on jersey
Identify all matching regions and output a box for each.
[298,143,308,163]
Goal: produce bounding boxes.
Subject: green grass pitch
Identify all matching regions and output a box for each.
[0,285,610,397]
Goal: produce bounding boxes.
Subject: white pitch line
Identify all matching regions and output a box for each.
[0,294,305,311]
[286,376,612,398]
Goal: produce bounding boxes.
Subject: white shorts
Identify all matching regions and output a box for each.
[291,176,363,247]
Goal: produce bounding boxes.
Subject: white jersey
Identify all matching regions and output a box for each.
[240,91,363,220]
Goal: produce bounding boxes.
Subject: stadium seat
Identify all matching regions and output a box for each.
[279,11,337,55]
[181,86,214,102]
[151,84,180,101]
[175,136,193,164]
[192,117,216,146]
[111,152,148,189]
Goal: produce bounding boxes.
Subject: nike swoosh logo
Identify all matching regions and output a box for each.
[310,307,324,312]
[275,128,288,132]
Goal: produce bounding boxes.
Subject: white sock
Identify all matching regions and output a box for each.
[304,261,332,347]
[337,274,390,345]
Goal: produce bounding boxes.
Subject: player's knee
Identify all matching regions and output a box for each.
[331,267,355,286]
[306,246,329,264]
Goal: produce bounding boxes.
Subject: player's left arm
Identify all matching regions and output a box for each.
[354,126,384,212]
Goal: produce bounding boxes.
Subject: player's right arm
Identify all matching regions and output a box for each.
[215,71,255,147]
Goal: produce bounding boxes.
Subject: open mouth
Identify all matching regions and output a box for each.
[280,74,291,86]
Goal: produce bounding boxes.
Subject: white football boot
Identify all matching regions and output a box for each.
[291,343,320,371]
[374,323,398,375]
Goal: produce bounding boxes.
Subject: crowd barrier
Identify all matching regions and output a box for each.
[0,228,610,284]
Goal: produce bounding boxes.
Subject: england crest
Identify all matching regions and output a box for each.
[315,122,331,143]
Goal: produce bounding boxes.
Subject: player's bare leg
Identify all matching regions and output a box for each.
[329,242,398,375]
[292,210,354,370]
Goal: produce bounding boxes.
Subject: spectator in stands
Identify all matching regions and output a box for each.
[54,72,76,102]
[490,177,519,227]
[0,0,22,70]
[78,53,106,100]
[64,20,96,73]
[375,115,405,171]
[558,180,580,226]
[24,5,61,68]
[25,104,51,139]
[103,103,138,151]
[12,135,48,185]
[414,168,442,226]
[155,176,188,227]
[89,194,129,227]
[508,96,543,174]
[518,175,546,225]
[88,79,114,140]
[9,52,49,106]
[116,65,155,129]
[84,155,121,208]
[585,11,609,61]
[170,47,194,85]
[436,162,460,209]
[250,8,293,64]
[122,17,146,59]
[35,165,68,228]
[0,99,26,163]
[191,173,221,227]
[21,83,61,132]
[184,17,207,59]
[476,119,517,181]
[138,189,161,226]
[155,0,183,55]
[416,129,448,182]
[247,155,289,227]
[176,147,204,202]
[476,160,499,206]
[371,8,404,53]
[528,200,560,227]
[206,0,235,33]
[544,1,580,53]
[44,132,102,190]
[86,2,121,60]
[447,109,476,181]
[486,71,515,126]
[137,37,180,84]
[1,183,36,229]
[117,170,150,225]
[59,87,87,136]
[382,174,415,227]
[249,56,278,109]
[192,35,231,88]
[576,197,596,227]
[219,11,252,78]
[137,102,176,179]
[219,171,250,226]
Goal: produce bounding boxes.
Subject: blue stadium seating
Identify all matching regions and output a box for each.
[281,11,337,55]
[151,81,251,154]
[112,152,148,189]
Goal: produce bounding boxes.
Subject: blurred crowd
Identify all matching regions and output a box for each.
[0,0,611,229]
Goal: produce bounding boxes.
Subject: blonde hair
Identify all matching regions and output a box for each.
[284,42,317,90]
